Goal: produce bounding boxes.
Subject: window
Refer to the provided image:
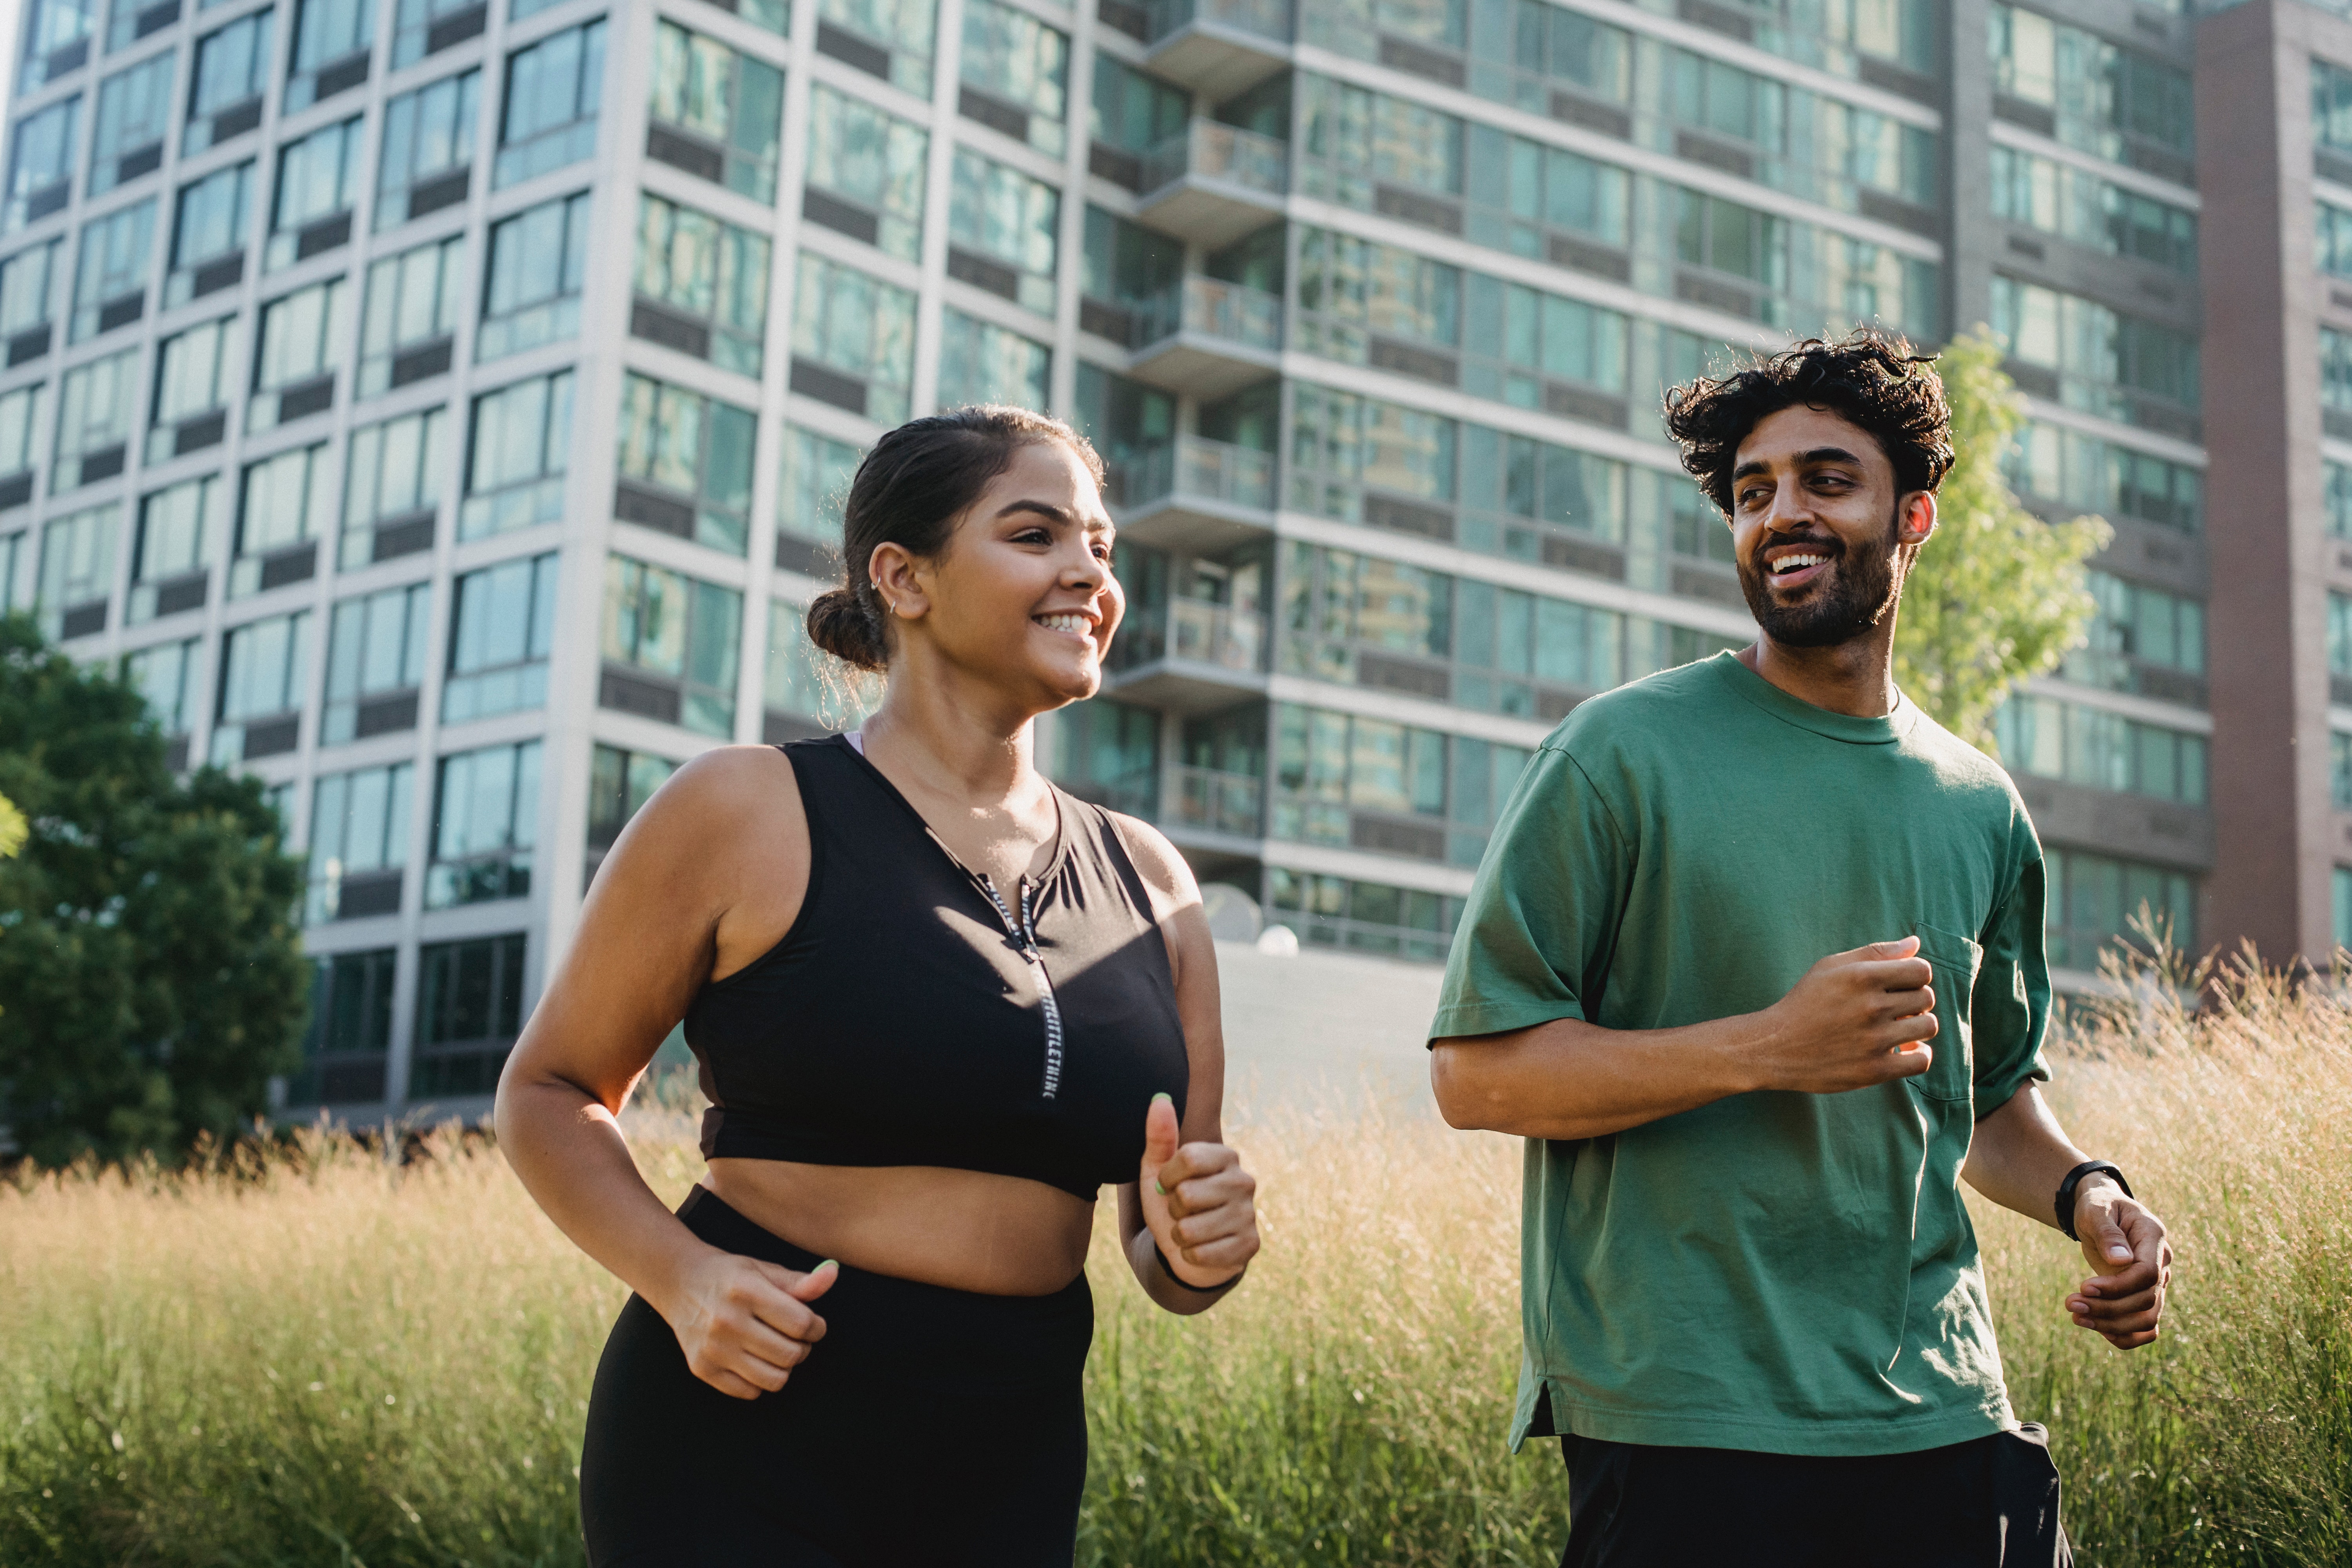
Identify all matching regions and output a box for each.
[391,0,486,70]
[1298,76,1462,215]
[1994,695,2207,805]
[1072,361,1174,497]
[774,424,860,568]
[211,608,309,761]
[265,117,363,269]
[1994,145,2195,276]
[68,197,154,341]
[588,742,677,848]
[166,160,252,306]
[1286,380,1457,521]
[444,551,558,722]
[54,345,138,489]
[107,0,184,53]
[2060,570,2205,700]
[2332,591,2352,681]
[2327,327,2352,415]
[1991,5,2191,172]
[1460,122,1632,261]
[427,739,539,907]
[632,192,770,376]
[2331,461,2352,541]
[959,0,1067,156]
[1272,701,1531,867]
[19,0,95,93]
[1080,205,1182,340]
[616,372,756,554]
[1268,868,1465,963]
[289,947,396,1105]
[412,931,528,1098]
[285,0,374,111]
[461,370,572,538]
[250,277,348,430]
[479,189,587,360]
[0,238,61,359]
[90,53,172,195]
[357,234,461,396]
[129,474,219,622]
[1295,227,1460,367]
[323,580,430,742]
[496,20,606,189]
[601,555,742,736]
[146,314,237,463]
[2043,846,2195,971]
[342,405,445,565]
[800,83,927,262]
[1454,422,1628,566]
[0,528,21,610]
[763,595,874,735]
[232,440,330,595]
[186,13,271,155]
[1054,696,1158,816]
[2336,732,2352,811]
[817,0,934,95]
[376,70,479,230]
[6,98,80,231]
[937,308,1049,410]
[2320,59,2352,157]
[1992,276,2199,430]
[1089,54,1186,185]
[647,21,784,204]
[789,252,916,423]
[0,385,41,503]
[36,501,118,640]
[306,761,414,921]
[2004,420,2200,533]
[947,149,1058,316]
[125,635,200,737]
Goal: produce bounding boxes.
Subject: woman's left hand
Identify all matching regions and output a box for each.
[1139,1092,1259,1289]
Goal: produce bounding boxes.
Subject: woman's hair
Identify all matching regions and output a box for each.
[1662,330,1954,517]
[806,405,1106,671]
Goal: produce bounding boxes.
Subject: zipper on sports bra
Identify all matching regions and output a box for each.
[976,873,1065,1101]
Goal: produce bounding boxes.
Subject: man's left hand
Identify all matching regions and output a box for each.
[2065,1180,2171,1350]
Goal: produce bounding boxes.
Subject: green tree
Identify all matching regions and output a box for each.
[1895,327,2111,752]
[0,614,309,1166]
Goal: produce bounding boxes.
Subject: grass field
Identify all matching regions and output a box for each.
[1,953,2345,1566]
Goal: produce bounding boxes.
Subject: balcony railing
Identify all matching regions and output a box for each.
[1169,764,1263,837]
[1114,593,1268,673]
[1133,274,1282,354]
[1118,435,1278,514]
[1140,120,1289,199]
[1145,0,1290,43]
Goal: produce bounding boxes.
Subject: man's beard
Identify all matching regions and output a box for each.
[1736,508,1906,649]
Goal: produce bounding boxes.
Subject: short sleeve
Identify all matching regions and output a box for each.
[1971,841,2053,1116]
[1429,744,1632,1043]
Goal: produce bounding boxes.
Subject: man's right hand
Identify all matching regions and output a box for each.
[657,1246,838,1400]
[1744,937,1939,1095]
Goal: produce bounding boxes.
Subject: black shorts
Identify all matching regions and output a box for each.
[1557,1425,2071,1568]
[579,1187,1093,1568]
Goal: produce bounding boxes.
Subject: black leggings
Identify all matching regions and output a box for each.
[580,1187,1093,1567]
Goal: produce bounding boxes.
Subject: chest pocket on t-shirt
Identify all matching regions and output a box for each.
[1911,922,1983,1103]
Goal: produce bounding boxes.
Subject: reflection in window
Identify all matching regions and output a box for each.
[125,635,200,738]
[5,98,81,231]
[266,117,363,269]
[443,551,559,722]
[800,83,927,262]
[461,370,572,539]
[479,190,588,361]
[617,372,757,555]
[358,233,462,396]
[948,149,1058,316]
[145,315,236,464]
[305,761,414,922]
[90,53,172,195]
[496,20,606,189]
[0,385,42,494]
[165,160,252,306]
[938,308,1050,411]
[54,346,138,489]
[633,192,770,376]
[250,277,349,430]
[68,196,154,341]
[129,474,220,622]
[412,931,529,1098]
[286,0,374,111]
[392,0,486,69]
[231,440,330,596]
[324,579,431,742]
[818,0,935,95]
[2042,847,2196,971]
[648,21,785,204]
[19,0,95,93]
[775,424,861,556]
[376,70,479,229]
[791,252,916,423]
[765,594,877,734]
[342,405,446,566]
[427,739,540,907]
[588,742,679,849]
[210,608,309,762]
[0,238,61,349]
[602,555,744,737]
[960,0,1067,156]
[36,501,118,639]
[186,14,271,155]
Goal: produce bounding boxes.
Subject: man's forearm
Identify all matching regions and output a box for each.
[1960,1084,2100,1228]
[1430,1014,1762,1141]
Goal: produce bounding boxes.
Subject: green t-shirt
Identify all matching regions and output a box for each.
[1431,652,2052,1457]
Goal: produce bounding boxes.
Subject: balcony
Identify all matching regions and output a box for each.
[1143,0,1291,97]
[1110,436,1276,554]
[1137,121,1289,248]
[1166,764,1264,839]
[1107,593,1269,711]
[1129,275,1282,398]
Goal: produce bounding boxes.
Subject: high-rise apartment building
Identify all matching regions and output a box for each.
[0,0,2275,1118]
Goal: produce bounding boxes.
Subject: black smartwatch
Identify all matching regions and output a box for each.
[2055,1160,2132,1241]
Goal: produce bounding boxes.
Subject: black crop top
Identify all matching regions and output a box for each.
[682,735,1192,1200]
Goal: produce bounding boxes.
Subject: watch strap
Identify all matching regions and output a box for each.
[2055,1160,2132,1240]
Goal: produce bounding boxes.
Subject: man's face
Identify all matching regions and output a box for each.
[1725,405,1934,649]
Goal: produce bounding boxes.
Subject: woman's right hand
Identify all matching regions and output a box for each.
[657,1246,840,1400]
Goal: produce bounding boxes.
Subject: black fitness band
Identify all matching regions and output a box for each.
[2055,1160,2133,1241]
[1155,1241,1243,1294]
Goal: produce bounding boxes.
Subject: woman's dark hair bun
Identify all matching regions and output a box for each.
[804,585,889,672]
[809,405,1104,673]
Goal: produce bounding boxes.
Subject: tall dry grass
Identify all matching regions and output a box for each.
[0,955,2345,1566]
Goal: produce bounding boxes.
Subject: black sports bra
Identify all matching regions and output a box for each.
[682,735,1192,1200]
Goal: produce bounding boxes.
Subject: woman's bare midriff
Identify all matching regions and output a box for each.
[704,1159,1100,1297]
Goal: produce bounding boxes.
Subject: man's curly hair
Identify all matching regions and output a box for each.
[1662,331,1955,518]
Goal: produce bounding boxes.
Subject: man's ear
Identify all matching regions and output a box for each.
[1897,491,1936,547]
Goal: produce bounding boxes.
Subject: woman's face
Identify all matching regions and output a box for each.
[887,439,1123,708]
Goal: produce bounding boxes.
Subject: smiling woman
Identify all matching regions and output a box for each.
[494,405,1261,1568]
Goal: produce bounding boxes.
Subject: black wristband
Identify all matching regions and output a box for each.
[1154,1241,1242,1294]
[2055,1160,2132,1240]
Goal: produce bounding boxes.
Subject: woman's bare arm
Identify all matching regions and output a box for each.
[493,746,833,1399]
[1107,817,1259,1314]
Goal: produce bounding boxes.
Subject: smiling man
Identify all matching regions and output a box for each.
[1427,333,2172,1566]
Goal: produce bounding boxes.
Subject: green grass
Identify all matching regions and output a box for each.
[2,960,2345,1566]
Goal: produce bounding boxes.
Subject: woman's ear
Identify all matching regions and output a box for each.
[868,542,931,624]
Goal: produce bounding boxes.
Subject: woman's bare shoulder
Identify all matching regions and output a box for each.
[596,746,804,894]
[1102,809,1200,911]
